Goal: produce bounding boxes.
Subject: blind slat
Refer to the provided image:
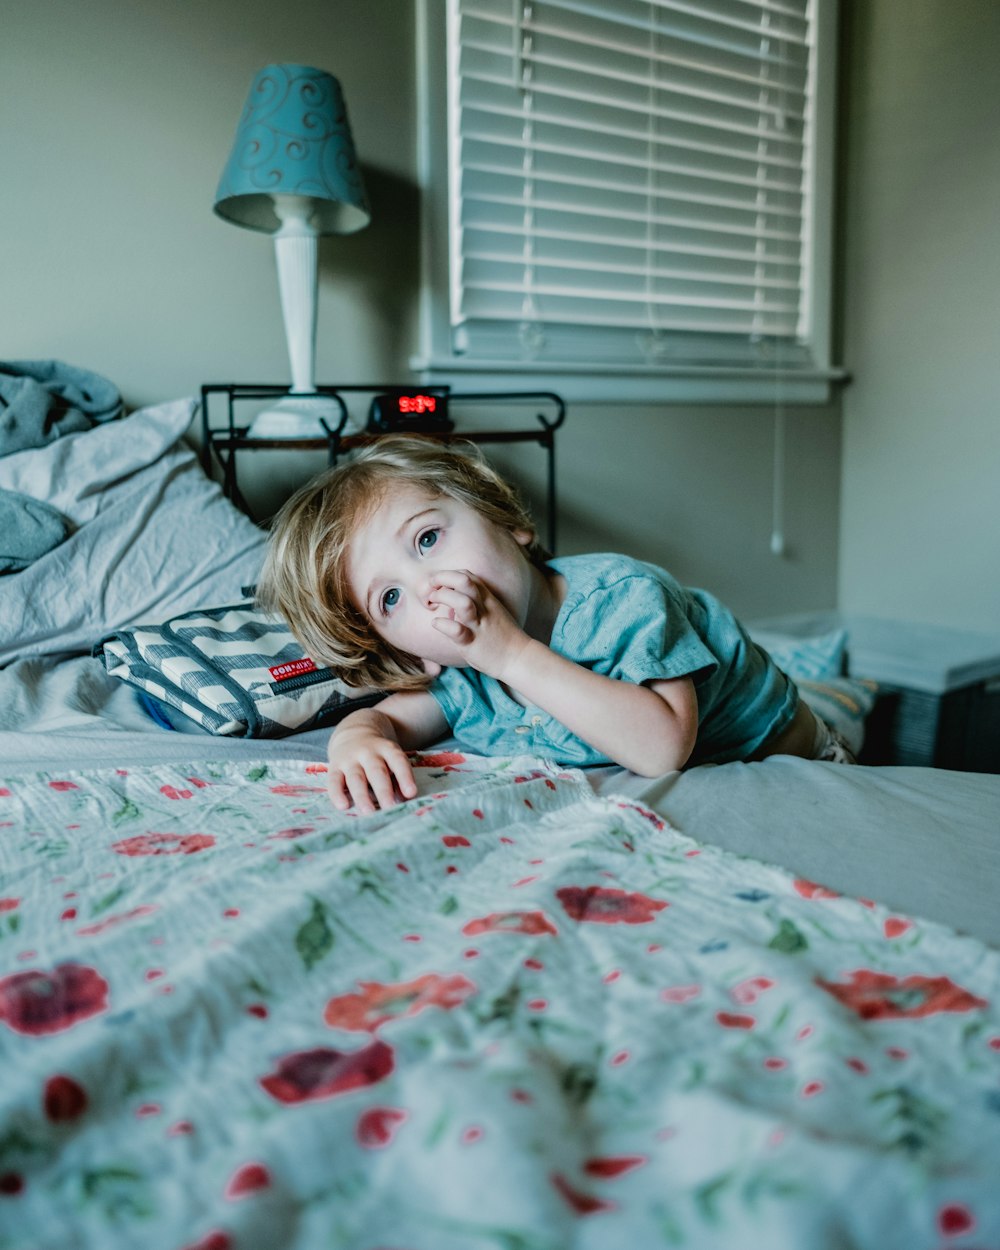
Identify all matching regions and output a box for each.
[456,305,799,334]
[463,8,810,97]
[461,40,808,124]
[462,131,805,196]
[464,249,801,291]
[463,192,804,243]
[462,99,805,172]
[463,220,803,266]
[466,0,809,50]
[462,162,803,222]
[462,71,804,149]
[461,274,799,311]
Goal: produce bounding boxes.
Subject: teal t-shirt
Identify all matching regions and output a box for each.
[429,553,798,768]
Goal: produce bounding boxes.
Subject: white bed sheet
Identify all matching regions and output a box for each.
[633,759,1000,950]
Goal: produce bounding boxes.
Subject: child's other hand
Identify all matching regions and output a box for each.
[327,719,418,814]
[427,570,529,679]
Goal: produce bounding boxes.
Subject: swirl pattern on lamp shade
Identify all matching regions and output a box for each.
[214,63,370,235]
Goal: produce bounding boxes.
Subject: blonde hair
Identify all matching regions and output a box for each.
[257,434,544,690]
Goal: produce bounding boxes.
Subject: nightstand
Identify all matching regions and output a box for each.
[199,384,566,550]
[844,617,1000,772]
[750,611,1000,773]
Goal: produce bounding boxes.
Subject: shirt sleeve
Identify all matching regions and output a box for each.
[558,570,718,686]
[427,666,465,728]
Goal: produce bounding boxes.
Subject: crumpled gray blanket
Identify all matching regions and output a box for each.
[0,359,122,456]
[0,487,71,572]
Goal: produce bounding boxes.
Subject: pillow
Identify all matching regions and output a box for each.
[751,626,848,681]
[0,398,267,667]
[95,600,383,738]
[796,675,879,756]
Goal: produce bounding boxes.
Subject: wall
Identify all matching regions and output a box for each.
[0,0,419,404]
[0,0,841,622]
[838,0,1000,633]
[486,402,841,623]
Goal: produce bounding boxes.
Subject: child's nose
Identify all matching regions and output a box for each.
[418,575,437,610]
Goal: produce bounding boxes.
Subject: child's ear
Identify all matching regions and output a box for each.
[420,658,443,678]
[513,528,534,548]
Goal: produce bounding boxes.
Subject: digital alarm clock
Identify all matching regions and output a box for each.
[367,388,453,434]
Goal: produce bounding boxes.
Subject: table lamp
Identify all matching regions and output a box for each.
[214,64,370,437]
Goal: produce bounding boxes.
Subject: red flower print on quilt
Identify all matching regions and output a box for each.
[410,751,467,769]
[259,1041,395,1104]
[556,885,668,924]
[0,963,109,1036]
[323,973,477,1033]
[462,910,559,937]
[816,969,987,1019]
[43,1074,89,1121]
[111,832,215,856]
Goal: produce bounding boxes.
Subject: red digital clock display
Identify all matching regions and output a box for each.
[367,389,452,433]
[397,394,437,415]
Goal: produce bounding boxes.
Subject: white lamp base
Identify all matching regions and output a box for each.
[246,394,357,439]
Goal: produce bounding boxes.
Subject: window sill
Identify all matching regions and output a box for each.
[409,357,849,406]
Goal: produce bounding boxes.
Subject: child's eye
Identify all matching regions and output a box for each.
[417,528,440,553]
[380,587,400,615]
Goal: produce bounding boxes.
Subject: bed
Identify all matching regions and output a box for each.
[2,400,999,1250]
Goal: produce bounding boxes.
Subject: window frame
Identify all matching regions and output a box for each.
[412,0,844,403]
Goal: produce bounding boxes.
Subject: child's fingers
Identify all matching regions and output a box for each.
[431,615,474,644]
[338,748,417,813]
[428,570,482,602]
[327,770,351,811]
[364,756,401,812]
[388,749,418,801]
[343,763,380,814]
[428,584,479,623]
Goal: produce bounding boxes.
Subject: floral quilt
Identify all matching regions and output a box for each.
[0,753,998,1250]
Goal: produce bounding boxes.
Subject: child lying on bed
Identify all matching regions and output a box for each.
[258,435,854,812]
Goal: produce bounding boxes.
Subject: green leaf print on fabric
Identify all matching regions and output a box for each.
[872,1086,947,1155]
[79,1165,155,1222]
[295,898,335,970]
[695,1170,734,1223]
[0,1125,45,1169]
[91,886,127,916]
[477,983,521,1026]
[112,796,141,824]
[343,863,392,904]
[561,1061,598,1106]
[769,918,809,953]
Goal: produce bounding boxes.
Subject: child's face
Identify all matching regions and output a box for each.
[345,484,535,672]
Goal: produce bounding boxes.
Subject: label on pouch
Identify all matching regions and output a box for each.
[269,658,318,682]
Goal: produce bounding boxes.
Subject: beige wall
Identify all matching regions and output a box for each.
[1,0,842,622]
[838,0,1000,633]
[0,0,420,404]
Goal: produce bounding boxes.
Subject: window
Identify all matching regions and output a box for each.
[414,0,842,402]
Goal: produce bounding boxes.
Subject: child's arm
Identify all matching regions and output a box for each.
[429,571,698,775]
[508,645,697,775]
[327,690,448,813]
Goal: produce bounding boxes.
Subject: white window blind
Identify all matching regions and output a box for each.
[418,0,839,394]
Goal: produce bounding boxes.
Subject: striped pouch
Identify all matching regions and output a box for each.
[94,602,382,737]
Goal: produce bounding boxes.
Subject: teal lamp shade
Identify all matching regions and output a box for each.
[213,63,370,235]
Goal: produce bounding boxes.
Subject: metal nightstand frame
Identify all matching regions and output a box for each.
[199,384,566,551]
